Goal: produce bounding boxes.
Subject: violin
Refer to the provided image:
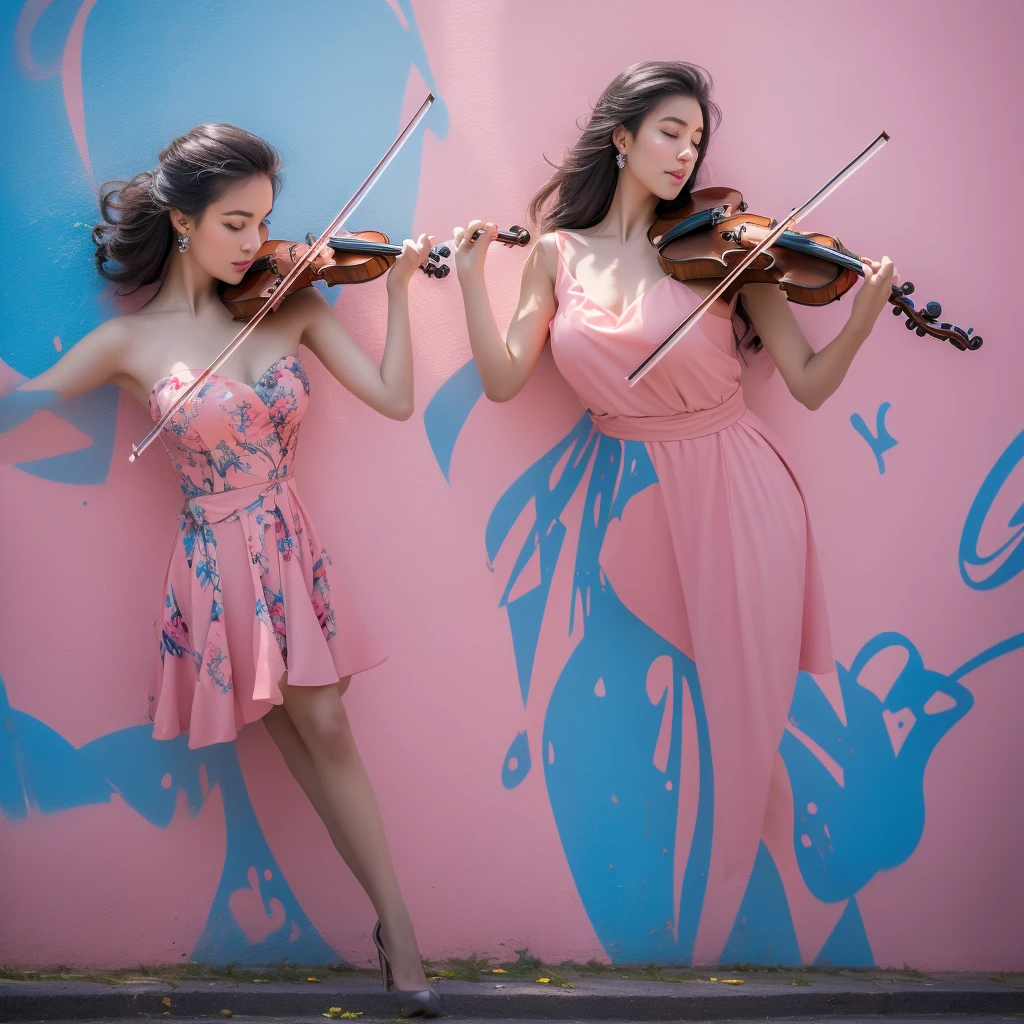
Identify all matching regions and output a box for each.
[136,92,440,459]
[221,228,452,321]
[649,186,981,351]
[222,224,532,320]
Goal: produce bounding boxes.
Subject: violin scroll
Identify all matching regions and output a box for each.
[888,281,982,350]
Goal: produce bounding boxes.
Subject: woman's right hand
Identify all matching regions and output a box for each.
[453,220,498,283]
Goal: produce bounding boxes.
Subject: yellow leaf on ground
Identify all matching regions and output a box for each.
[721,979,744,985]
[536,978,551,984]
[307,976,320,982]
[339,1013,363,1019]
[161,998,172,1007]
[709,977,718,982]
[491,968,508,974]
[562,983,577,989]
[220,1010,233,1017]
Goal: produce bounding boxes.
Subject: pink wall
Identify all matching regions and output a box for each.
[1,0,1022,971]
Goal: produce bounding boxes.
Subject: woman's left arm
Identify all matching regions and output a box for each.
[295,232,435,421]
[739,256,896,410]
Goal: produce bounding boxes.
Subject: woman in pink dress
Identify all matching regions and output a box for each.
[1,124,439,1016]
[452,61,898,962]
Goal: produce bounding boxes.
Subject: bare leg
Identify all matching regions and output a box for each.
[262,678,430,991]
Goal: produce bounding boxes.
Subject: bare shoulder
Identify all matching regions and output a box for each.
[529,232,560,282]
[274,284,345,351]
[81,313,135,357]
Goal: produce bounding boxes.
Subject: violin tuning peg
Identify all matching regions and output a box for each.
[905,317,917,330]
[924,301,942,319]
[437,263,450,278]
[916,327,927,337]
[891,306,903,316]
[899,281,915,296]
[437,244,451,258]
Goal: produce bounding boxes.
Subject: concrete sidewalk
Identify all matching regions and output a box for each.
[2,970,1023,1021]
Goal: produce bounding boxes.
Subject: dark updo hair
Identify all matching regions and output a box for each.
[92,123,283,289]
[528,61,720,233]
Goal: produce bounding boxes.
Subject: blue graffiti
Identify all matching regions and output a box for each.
[2,0,446,483]
[500,731,531,790]
[423,384,718,963]
[781,633,974,902]
[727,629,1022,966]
[850,402,898,474]
[422,359,485,483]
[423,366,1014,966]
[720,846,875,967]
[722,842,803,966]
[0,672,336,965]
[492,423,716,964]
[486,416,596,705]
[959,428,1024,590]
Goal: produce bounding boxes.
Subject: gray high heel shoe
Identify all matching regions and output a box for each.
[372,920,441,1018]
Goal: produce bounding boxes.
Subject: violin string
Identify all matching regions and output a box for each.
[628,131,890,385]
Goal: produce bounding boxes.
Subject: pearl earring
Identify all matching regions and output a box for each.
[616,152,626,170]
[177,234,190,253]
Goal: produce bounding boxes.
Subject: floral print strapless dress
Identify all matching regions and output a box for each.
[148,355,385,748]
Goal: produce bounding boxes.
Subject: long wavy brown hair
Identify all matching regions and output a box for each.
[528,61,719,233]
[529,62,761,349]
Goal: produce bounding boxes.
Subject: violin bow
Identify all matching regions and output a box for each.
[627,130,890,386]
[131,93,436,461]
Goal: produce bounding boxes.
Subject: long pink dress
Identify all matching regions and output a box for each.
[148,354,386,749]
[548,231,834,885]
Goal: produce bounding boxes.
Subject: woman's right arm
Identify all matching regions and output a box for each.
[0,318,130,433]
[453,220,557,402]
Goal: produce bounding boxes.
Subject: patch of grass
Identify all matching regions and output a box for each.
[483,949,564,985]
[898,964,934,981]
[421,955,490,982]
[0,962,369,987]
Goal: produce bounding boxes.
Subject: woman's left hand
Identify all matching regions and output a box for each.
[387,232,436,290]
[850,256,897,331]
